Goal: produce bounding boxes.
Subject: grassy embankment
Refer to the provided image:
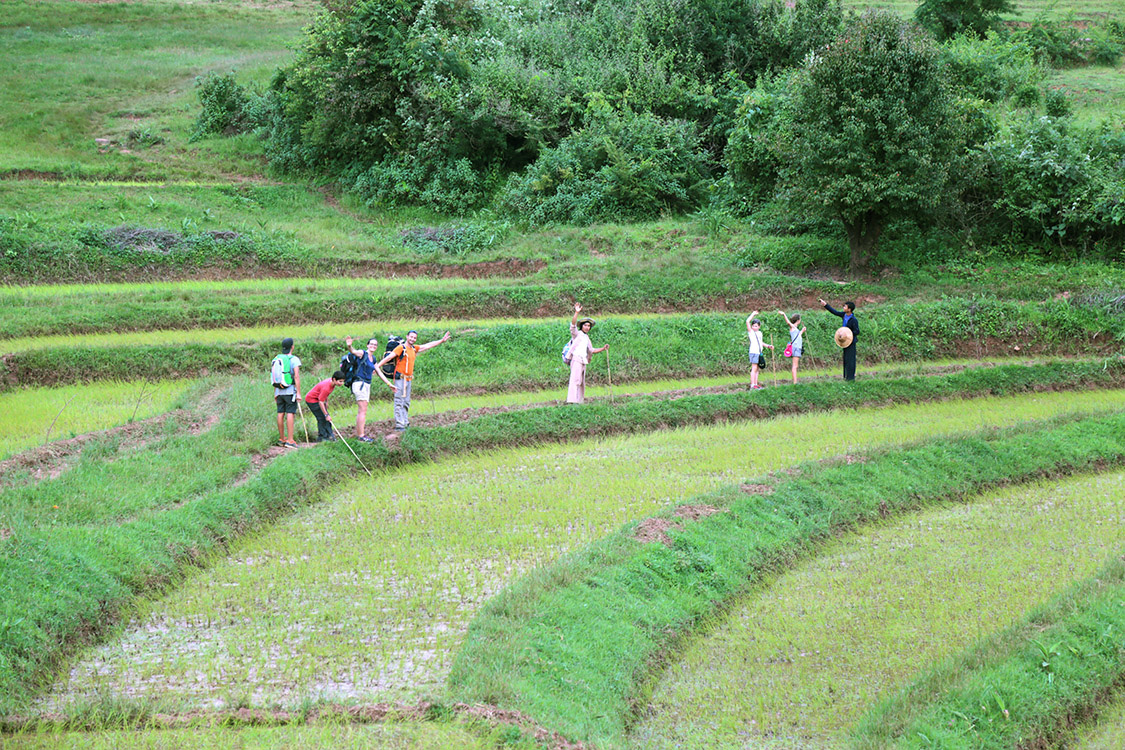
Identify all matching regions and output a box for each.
[2,300,1121,392]
[1,361,1122,717]
[630,469,1125,748]
[448,411,1125,748]
[25,389,1125,725]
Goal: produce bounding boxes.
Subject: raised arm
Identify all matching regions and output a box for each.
[418,332,450,353]
[572,302,582,327]
[344,336,363,357]
[778,310,795,329]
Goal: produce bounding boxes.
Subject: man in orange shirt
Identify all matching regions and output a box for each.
[375,329,450,431]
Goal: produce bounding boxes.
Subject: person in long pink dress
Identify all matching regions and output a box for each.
[566,302,609,404]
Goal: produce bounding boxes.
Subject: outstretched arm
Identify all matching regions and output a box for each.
[418,332,450,353]
[593,344,610,354]
[374,351,397,391]
[344,336,363,356]
[778,310,795,329]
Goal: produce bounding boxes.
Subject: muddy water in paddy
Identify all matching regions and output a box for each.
[37,389,1125,712]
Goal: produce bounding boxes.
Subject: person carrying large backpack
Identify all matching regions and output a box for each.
[270,337,302,447]
[343,336,379,442]
[375,329,450,432]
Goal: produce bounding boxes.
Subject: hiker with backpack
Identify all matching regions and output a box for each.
[777,310,808,384]
[375,329,451,431]
[304,370,346,442]
[566,302,609,404]
[271,337,302,448]
[343,336,380,443]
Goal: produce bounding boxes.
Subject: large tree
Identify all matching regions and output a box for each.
[782,10,963,269]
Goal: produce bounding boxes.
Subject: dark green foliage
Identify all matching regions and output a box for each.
[977,117,1125,255]
[261,0,844,218]
[497,103,714,224]
[779,11,966,269]
[940,32,1044,104]
[914,0,1014,42]
[448,408,1125,745]
[190,72,266,142]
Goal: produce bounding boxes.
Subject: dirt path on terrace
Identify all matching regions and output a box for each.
[0,387,226,488]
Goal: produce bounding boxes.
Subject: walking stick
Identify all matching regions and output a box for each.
[296,400,310,443]
[770,333,776,386]
[328,419,373,477]
[606,348,613,402]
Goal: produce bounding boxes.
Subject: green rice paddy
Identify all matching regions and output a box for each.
[0,379,193,461]
[36,389,1125,714]
[629,469,1125,749]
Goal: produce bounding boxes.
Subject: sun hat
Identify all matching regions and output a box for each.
[834,326,854,348]
[577,317,595,328]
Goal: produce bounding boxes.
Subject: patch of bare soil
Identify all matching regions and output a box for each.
[672,503,723,520]
[740,483,773,495]
[634,517,681,547]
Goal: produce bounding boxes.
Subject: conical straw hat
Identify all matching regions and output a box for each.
[834,326,853,348]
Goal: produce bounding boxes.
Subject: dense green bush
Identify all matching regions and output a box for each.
[191,72,266,142]
[940,32,1044,103]
[261,0,844,218]
[978,117,1125,255]
[914,0,1014,41]
[497,103,714,224]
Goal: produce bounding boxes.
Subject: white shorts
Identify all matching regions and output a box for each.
[351,381,371,402]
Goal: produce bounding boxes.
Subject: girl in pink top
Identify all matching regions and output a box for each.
[566,302,609,404]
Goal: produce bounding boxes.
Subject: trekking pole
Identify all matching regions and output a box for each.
[606,348,614,402]
[770,333,777,386]
[296,400,310,443]
[329,419,373,477]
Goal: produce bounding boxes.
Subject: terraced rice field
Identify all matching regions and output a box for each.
[27,390,1125,716]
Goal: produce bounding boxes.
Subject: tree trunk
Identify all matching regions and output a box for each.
[843,211,883,271]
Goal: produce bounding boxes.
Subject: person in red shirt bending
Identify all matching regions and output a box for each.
[375,330,450,431]
[304,370,346,442]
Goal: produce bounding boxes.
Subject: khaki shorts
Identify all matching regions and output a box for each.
[351,381,371,402]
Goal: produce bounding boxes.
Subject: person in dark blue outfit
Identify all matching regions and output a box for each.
[820,298,859,381]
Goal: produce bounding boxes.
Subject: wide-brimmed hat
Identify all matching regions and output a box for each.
[834,326,853,348]
[577,317,595,328]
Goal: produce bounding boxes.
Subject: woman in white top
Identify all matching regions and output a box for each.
[567,302,609,404]
[745,310,773,389]
[778,310,807,384]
